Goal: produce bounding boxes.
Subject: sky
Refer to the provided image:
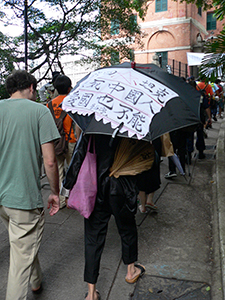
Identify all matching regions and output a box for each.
[0,23,23,36]
[0,4,23,37]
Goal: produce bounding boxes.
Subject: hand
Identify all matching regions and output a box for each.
[47,194,60,216]
[65,197,70,209]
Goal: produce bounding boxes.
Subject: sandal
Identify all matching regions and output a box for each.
[84,290,101,300]
[145,203,157,210]
[125,263,146,284]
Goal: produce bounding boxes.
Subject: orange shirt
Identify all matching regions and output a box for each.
[47,95,76,143]
[196,82,214,97]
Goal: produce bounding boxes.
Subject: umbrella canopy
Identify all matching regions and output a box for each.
[62,62,201,141]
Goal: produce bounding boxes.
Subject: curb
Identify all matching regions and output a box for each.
[216,118,225,299]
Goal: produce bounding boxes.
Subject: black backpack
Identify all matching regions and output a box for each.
[48,101,72,156]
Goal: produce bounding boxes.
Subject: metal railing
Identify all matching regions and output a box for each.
[163,59,189,78]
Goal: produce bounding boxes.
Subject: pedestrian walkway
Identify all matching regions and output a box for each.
[0,118,224,300]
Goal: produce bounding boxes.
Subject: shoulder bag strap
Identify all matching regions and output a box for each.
[48,101,56,121]
[67,122,73,142]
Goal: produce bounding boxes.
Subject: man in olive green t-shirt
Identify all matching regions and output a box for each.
[0,70,60,300]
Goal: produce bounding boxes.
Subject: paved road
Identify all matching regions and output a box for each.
[0,118,224,300]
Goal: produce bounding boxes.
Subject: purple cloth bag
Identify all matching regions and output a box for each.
[67,136,97,218]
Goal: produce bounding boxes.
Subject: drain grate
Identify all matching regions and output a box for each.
[130,275,211,299]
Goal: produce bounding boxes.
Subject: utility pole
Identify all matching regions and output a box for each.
[24,0,28,71]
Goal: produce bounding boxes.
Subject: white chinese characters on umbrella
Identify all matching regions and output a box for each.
[62,68,179,139]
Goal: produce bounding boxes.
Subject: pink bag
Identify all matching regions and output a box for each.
[67,136,97,218]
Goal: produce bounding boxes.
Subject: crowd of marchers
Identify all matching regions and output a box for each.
[0,69,223,300]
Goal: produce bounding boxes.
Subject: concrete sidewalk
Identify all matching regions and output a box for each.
[0,118,224,300]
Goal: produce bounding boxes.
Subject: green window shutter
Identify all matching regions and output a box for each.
[111,51,120,65]
[130,14,137,34]
[129,49,135,62]
[207,13,216,30]
[156,0,161,12]
[156,0,167,12]
[161,0,167,11]
[111,19,120,35]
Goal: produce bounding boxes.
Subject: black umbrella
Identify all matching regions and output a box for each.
[62,62,201,141]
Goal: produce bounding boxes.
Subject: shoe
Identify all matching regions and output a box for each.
[165,171,177,179]
[138,204,147,214]
[145,203,158,210]
[125,263,146,284]
[213,116,217,121]
[206,120,212,129]
[85,290,101,299]
[198,152,206,159]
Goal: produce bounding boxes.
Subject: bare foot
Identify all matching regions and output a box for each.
[138,204,147,213]
[85,290,100,300]
[125,264,146,284]
[126,266,141,281]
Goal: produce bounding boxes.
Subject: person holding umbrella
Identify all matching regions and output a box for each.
[60,62,202,299]
[61,134,146,300]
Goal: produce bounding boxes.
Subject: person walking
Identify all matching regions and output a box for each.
[0,70,60,300]
[138,138,161,213]
[164,129,187,178]
[196,76,214,129]
[215,79,224,118]
[61,134,145,300]
[210,81,220,121]
[47,75,81,208]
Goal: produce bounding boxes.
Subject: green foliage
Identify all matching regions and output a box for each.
[205,28,225,54]
[213,0,225,20]
[0,84,9,100]
[0,32,17,88]
[198,52,225,81]
[176,0,212,10]
[0,0,148,83]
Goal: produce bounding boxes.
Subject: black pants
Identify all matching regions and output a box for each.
[169,130,187,173]
[196,123,205,152]
[84,194,138,284]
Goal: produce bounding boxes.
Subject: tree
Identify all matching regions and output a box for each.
[0,0,148,83]
[0,31,19,99]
